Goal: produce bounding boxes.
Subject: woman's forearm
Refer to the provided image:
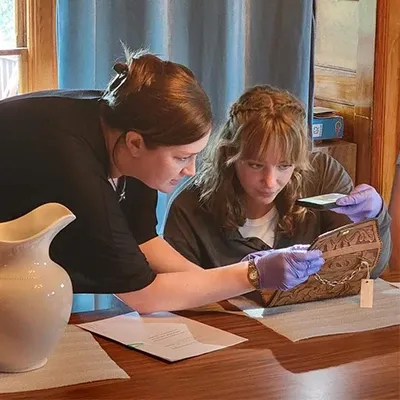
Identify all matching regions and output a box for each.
[139,236,203,273]
[117,262,253,313]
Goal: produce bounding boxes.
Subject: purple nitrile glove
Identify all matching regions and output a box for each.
[242,245,324,291]
[331,184,383,223]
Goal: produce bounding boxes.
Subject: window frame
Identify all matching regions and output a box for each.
[0,0,57,94]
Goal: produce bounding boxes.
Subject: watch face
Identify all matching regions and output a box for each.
[250,270,257,280]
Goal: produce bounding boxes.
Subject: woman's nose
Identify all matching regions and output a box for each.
[183,158,196,177]
[263,171,276,188]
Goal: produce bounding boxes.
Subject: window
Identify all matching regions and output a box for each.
[0,0,19,99]
[0,0,57,100]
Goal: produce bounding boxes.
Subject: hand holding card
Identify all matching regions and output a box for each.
[330,184,383,222]
[295,193,347,210]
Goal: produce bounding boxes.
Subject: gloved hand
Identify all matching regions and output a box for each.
[242,245,324,291]
[331,184,383,223]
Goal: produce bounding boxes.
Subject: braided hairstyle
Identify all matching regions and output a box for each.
[194,84,312,236]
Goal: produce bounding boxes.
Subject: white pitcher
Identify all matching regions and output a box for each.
[0,203,76,372]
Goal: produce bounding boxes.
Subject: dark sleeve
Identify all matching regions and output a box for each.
[49,136,156,294]
[312,152,391,278]
[371,205,392,278]
[119,177,158,244]
[163,192,204,266]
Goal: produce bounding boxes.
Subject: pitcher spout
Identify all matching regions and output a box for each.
[0,203,76,245]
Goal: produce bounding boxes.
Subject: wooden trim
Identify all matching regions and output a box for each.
[24,0,58,92]
[0,48,28,56]
[15,0,28,94]
[371,0,400,204]
[352,0,377,185]
[15,0,27,47]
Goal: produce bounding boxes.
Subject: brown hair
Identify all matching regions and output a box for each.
[194,84,312,236]
[101,48,212,149]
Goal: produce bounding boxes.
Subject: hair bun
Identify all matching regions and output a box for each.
[113,63,129,75]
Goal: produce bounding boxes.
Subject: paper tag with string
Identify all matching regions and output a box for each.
[360,262,373,308]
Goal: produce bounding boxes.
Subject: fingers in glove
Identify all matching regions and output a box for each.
[291,249,323,263]
[307,258,325,275]
[335,188,371,207]
[281,275,309,290]
[330,204,361,215]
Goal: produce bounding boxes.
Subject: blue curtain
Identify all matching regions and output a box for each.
[58,0,313,123]
[57,0,314,311]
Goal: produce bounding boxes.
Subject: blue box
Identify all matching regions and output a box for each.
[312,107,344,140]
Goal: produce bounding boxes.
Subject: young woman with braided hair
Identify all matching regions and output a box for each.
[164,85,391,278]
[0,52,325,313]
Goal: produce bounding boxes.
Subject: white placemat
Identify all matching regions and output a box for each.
[229,279,400,341]
[0,324,129,393]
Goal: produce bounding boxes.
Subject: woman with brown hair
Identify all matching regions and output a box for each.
[164,84,391,278]
[0,52,324,313]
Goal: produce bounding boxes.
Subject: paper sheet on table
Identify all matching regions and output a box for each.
[228,279,400,342]
[78,311,247,362]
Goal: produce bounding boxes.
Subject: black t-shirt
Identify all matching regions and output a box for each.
[0,90,157,293]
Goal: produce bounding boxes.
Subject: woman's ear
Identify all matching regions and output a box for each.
[125,131,145,157]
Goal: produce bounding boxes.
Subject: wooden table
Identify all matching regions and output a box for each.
[3,275,400,400]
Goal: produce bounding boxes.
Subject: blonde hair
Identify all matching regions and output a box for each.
[194,84,312,236]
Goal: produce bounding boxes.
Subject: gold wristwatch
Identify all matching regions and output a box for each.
[247,259,260,289]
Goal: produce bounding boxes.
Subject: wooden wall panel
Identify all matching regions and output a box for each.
[353,0,377,185]
[314,1,359,148]
[314,0,377,186]
[371,0,400,204]
[314,0,358,146]
[314,66,356,105]
[315,0,400,275]
[315,0,359,70]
